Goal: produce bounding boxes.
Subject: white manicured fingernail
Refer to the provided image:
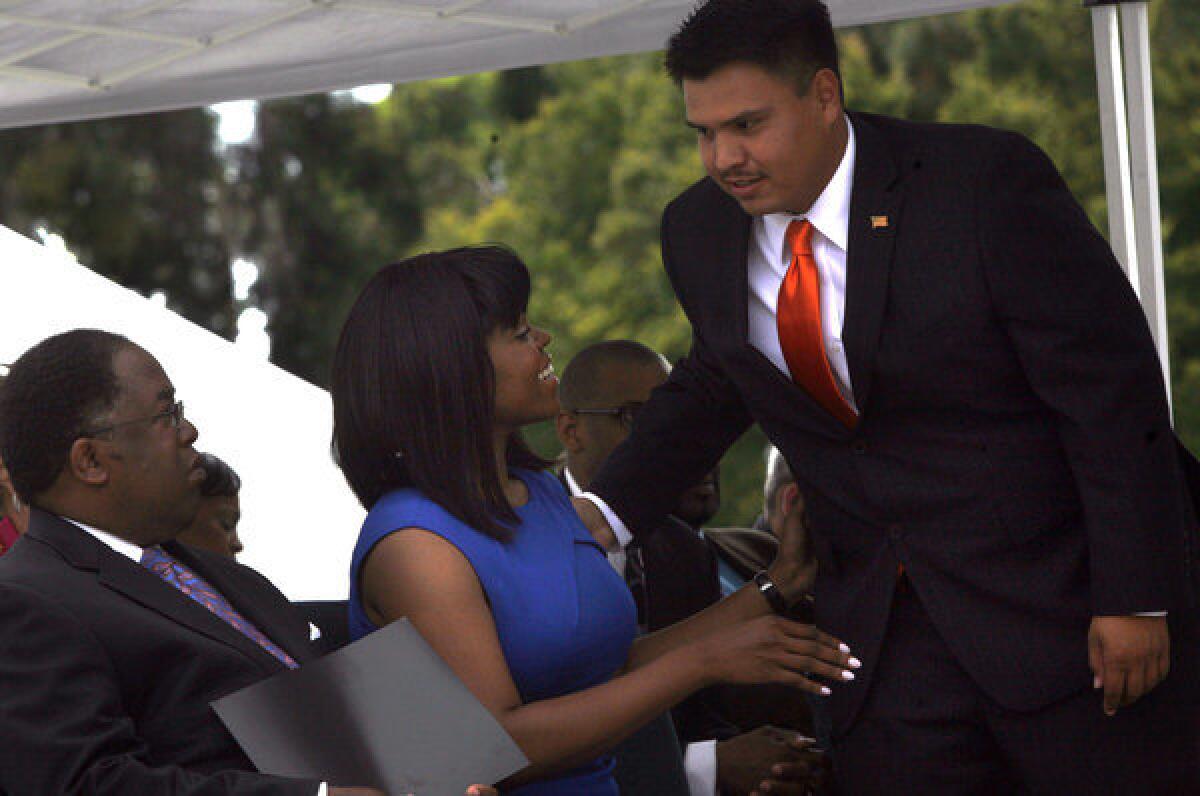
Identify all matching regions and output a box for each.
[839,643,851,653]
[820,686,832,695]
[841,669,855,680]
[848,657,862,668]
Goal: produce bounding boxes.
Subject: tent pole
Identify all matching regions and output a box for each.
[1119,1,1171,408]
[1088,3,1138,291]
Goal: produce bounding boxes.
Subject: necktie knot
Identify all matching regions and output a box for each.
[140,545,172,572]
[785,219,814,260]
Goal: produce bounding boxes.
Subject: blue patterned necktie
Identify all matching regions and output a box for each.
[140,546,298,669]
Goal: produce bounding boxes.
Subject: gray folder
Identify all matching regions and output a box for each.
[213,618,528,795]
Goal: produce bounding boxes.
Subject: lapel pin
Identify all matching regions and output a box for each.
[870,215,889,229]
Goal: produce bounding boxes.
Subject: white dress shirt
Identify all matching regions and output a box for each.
[747,117,858,410]
[583,117,858,551]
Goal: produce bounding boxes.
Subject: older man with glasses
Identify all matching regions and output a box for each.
[0,329,495,796]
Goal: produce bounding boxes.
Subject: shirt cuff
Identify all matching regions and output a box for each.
[581,492,634,550]
[1133,611,1167,617]
[684,739,718,796]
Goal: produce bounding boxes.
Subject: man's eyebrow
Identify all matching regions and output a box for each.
[686,108,769,131]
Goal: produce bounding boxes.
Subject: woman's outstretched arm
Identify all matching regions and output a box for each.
[360,528,851,786]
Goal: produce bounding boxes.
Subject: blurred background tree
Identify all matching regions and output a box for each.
[1,0,1196,526]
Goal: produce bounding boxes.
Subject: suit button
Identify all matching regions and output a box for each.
[852,441,867,455]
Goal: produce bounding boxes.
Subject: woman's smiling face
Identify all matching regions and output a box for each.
[488,314,558,431]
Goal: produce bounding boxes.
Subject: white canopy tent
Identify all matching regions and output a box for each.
[0,0,1170,598]
[0,225,363,599]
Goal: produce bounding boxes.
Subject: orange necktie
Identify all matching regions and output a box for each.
[776,220,858,428]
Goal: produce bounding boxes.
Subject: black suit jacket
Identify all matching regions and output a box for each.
[0,509,319,794]
[593,111,1198,732]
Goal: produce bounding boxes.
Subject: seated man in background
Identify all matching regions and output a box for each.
[177,451,244,558]
[557,340,826,796]
[0,329,492,796]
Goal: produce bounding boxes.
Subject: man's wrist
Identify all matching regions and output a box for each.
[764,561,809,607]
[579,492,633,551]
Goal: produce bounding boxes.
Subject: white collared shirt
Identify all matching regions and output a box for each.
[65,517,145,561]
[582,119,858,547]
[565,467,628,575]
[747,115,857,409]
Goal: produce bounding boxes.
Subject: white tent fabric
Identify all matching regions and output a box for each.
[0,225,364,600]
[0,0,1016,130]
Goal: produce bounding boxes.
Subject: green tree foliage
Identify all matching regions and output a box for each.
[0,111,234,334]
[1,0,1196,525]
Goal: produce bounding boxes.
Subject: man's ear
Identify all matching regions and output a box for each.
[68,438,110,487]
[555,411,585,454]
[812,68,842,114]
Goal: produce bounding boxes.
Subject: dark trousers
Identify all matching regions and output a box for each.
[832,581,1200,795]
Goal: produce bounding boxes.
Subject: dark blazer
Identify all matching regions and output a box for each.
[592,111,1198,734]
[0,509,319,794]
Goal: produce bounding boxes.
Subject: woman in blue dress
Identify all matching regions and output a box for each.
[332,246,857,794]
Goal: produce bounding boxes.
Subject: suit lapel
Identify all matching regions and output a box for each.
[694,188,754,345]
[26,512,288,672]
[842,112,905,414]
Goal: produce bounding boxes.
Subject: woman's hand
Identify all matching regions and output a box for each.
[692,614,858,694]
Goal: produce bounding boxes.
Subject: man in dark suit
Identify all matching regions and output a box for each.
[575,1,1200,792]
[0,330,448,795]
[558,340,825,796]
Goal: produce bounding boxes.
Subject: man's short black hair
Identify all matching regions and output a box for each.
[558,340,667,409]
[0,329,131,504]
[665,0,840,94]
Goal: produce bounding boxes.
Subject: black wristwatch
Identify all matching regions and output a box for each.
[753,569,790,615]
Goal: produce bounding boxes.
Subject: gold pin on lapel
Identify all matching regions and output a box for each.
[870,215,889,229]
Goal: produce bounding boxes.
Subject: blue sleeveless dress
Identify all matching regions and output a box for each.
[348,468,637,795]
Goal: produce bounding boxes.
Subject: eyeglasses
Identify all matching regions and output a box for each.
[85,401,186,437]
[571,401,644,430]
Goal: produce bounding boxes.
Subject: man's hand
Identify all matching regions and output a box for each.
[1088,615,1170,716]
[716,726,829,796]
[571,496,618,551]
[766,484,816,605]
